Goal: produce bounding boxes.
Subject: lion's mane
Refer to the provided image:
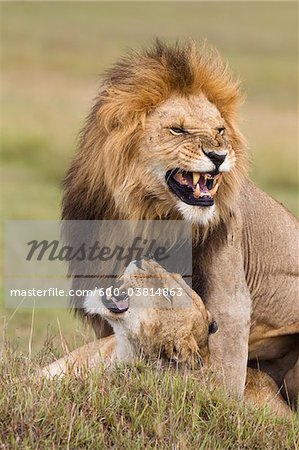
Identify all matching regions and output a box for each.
[62,40,248,225]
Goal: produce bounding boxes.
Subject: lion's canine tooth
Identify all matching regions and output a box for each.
[192,172,200,185]
[194,183,200,198]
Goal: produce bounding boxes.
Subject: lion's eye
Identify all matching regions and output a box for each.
[169,127,185,136]
[217,127,226,136]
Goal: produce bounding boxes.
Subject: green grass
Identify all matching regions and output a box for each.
[0,3,298,446]
[1,349,298,449]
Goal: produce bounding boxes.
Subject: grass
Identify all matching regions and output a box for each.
[0,3,298,447]
[1,347,298,450]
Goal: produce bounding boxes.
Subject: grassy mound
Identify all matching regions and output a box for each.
[0,348,298,449]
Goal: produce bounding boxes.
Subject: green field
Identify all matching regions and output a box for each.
[0,2,298,447]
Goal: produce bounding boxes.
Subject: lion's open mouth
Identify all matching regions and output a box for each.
[101,291,129,314]
[166,169,222,207]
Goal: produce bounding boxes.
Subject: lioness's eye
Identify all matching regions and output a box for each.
[169,127,185,136]
[217,127,225,136]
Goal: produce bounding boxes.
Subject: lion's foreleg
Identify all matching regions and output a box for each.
[207,291,251,397]
[202,229,251,397]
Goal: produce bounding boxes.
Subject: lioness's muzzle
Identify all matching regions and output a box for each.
[102,291,129,313]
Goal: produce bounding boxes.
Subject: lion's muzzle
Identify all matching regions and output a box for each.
[166,169,222,207]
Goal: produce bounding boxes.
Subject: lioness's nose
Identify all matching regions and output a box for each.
[204,150,226,170]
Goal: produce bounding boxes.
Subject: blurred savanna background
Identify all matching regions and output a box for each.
[1,2,298,355]
[0,3,298,448]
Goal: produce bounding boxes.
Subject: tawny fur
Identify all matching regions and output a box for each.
[42,260,291,417]
[62,40,299,400]
[62,40,247,224]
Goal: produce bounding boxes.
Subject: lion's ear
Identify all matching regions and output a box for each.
[96,102,120,133]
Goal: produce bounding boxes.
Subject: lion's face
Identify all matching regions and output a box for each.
[140,94,236,225]
[63,41,247,227]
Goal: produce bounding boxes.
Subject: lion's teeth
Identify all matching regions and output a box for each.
[192,172,200,185]
[174,173,188,185]
[194,183,200,198]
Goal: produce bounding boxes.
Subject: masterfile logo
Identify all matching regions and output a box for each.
[5,220,192,308]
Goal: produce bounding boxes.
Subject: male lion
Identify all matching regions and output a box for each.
[62,41,299,400]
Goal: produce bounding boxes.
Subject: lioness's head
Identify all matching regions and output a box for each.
[63,40,247,227]
[84,258,218,367]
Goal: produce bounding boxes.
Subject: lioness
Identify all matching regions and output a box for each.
[42,259,292,417]
[62,41,299,399]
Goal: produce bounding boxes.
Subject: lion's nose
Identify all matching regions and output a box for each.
[204,150,227,170]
